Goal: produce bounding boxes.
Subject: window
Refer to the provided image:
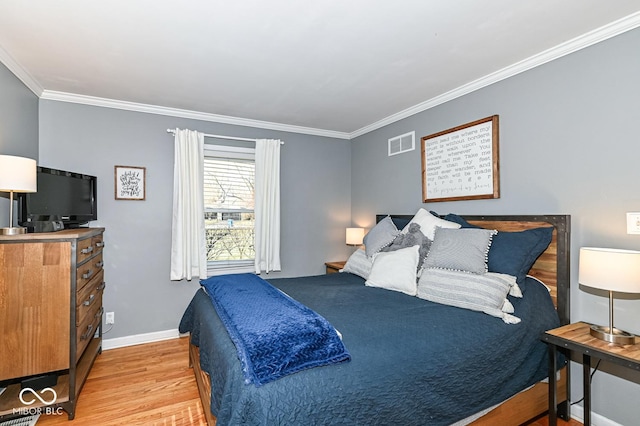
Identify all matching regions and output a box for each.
[203,144,255,274]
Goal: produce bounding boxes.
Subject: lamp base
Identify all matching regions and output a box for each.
[590,325,637,345]
[0,226,27,236]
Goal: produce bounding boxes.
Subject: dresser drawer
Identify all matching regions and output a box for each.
[76,270,105,326]
[76,234,104,264]
[92,234,105,252]
[77,252,104,292]
[76,297,102,360]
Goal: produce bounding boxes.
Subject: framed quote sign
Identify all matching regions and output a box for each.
[114,165,146,200]
[421,115,499,202]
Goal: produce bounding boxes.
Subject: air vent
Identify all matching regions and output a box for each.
[388,131,415,156]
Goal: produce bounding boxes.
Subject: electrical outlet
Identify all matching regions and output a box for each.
[105,311,115,325]
[627,212,640,234]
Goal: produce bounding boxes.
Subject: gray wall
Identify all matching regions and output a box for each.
[0,62,38,226]
[351,28,640,425]
[38,100,352,340]
[7,23,640,425]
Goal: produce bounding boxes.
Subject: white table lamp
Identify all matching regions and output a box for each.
[346,227,364,247]
[0,155,37,235]
[579,247,640,344]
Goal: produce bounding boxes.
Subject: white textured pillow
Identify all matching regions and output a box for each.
[403,208,460,239]
[365,245,419,296]
[341,249,373,279]
[417,269,521,324]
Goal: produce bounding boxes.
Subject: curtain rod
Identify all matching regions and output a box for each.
[166,129,284,144]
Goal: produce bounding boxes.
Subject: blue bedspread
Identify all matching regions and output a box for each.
[180,273,563,425]
[199,273,350,386]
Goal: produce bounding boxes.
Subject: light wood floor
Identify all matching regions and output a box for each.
[38,336,206,426]
[36,337,581,425]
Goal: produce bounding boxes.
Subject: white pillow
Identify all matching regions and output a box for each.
[403,208,461,240]
[341,249,373,279]
[365,245,419,296]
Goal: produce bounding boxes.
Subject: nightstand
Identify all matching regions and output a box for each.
[542,322,640,426]
[325,261,346,274]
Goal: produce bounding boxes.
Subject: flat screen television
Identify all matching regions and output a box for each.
[18,166,97,229]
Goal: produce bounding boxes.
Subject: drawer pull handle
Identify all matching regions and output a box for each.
[96,307,104,319]
[96,241,105,248]
[81,246,94,254]
[83,294,95,306]
[81,324,94,340]
[97,282,106,292]
[95,261,104,268]
[82,269,94,280]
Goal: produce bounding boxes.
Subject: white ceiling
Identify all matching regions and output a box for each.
[1,1,640,138]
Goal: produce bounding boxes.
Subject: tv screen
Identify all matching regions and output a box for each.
[19,167,97,228]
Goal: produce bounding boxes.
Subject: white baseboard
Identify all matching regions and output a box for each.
[570,404,621,426]
[102,328,183,350]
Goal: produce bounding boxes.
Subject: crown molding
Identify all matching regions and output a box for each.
[0,45,43,96]
[39,90,351,140]
[349,11,640,139]
[6,11,640,140]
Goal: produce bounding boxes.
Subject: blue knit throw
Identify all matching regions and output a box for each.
[200,273,350,386]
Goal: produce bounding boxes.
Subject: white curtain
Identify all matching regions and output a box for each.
[170,128,207,281]
[254,139,282,273]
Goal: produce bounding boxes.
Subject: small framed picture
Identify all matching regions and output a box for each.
[114,166,146,200]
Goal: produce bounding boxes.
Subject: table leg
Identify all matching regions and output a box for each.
[548,344,557,426]
[583,353,591,426]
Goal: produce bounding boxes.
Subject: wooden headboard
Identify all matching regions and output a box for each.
[377,214,571,325]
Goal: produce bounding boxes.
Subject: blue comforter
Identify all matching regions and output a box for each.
[200,273,350,386]
[179,272,562,425]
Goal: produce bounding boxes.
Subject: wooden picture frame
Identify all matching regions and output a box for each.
[114,166,146,200]
[421,115,499,202]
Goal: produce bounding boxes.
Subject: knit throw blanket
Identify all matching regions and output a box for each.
[200,273,350,386]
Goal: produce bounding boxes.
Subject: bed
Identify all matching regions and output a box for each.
[180,213,571,425]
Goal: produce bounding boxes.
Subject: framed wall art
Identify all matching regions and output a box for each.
[421,115,499,203]
[114,165,146,200]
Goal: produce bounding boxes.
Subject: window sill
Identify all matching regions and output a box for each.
[207,265,254,277]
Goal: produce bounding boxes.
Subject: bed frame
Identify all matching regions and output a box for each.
[189,214,571,425]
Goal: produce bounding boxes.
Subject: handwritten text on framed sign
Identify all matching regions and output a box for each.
[421,115,499,202]
[115,165,146,200]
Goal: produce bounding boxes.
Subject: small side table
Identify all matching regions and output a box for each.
[325,261,346,274]
[542,322,640,426]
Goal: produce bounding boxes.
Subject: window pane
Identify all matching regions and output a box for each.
[204,157,254,211]
[204,155,255,263]
[205,212,255,261]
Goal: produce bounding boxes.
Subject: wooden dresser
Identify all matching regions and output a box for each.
[0,228,105,420]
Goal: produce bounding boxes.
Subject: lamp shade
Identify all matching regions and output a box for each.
[579,247,640,294]
[346,227,364,246]
[0,155,37,192]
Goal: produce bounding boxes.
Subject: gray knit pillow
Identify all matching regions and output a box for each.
[423,227,496,274]
[381,223,431,270]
